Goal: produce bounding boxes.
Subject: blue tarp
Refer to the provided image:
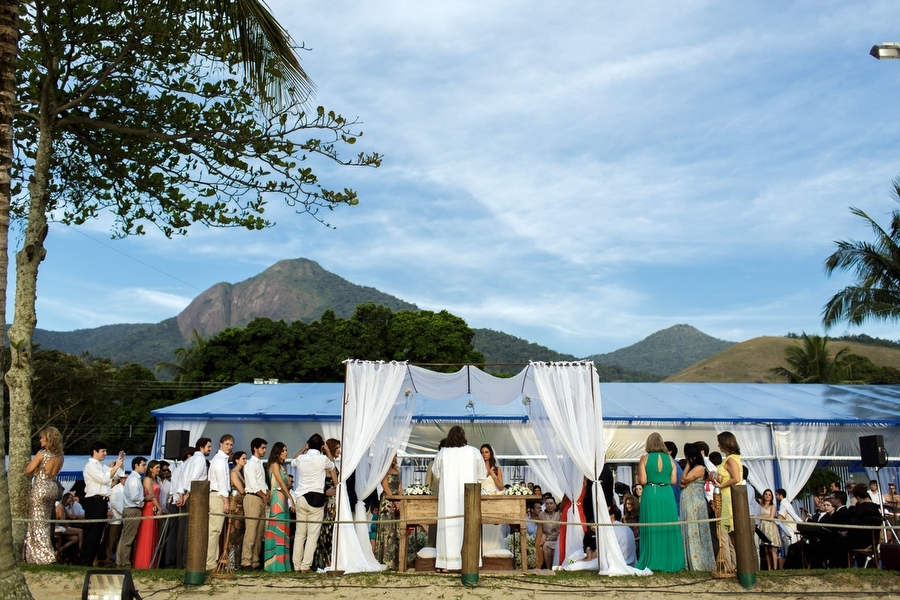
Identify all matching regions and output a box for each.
[151,381,900,425]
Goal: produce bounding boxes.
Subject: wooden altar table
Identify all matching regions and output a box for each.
[391,494,529,573]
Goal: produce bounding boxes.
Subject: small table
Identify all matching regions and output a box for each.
[392,494,529,572]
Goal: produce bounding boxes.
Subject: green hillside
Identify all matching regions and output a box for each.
[588,324,734,377]
[666,336,900,383]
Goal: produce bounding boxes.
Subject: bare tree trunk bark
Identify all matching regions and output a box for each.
[6,109,52,559]
[0,0,34,596]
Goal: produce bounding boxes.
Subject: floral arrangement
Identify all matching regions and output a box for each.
[506,531,537,569]
[503,484,531,496]
[407,530,429,566]
[404,483,432,495]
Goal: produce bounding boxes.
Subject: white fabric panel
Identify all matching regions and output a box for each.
[725,423,776,497]
[528,362,647,576]
[774,424,828,503]
[333,361,408,573]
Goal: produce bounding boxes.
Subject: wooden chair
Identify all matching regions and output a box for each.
[848,528,881,569]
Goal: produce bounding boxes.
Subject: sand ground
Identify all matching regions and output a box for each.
[23,568,900,600]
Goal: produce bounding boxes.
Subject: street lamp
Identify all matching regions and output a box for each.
[871,42,900,59]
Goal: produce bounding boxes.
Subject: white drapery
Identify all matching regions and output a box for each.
[721,423,776,495]
[333,361,648,575]
[773,424,828,502]
[333,361,409,573]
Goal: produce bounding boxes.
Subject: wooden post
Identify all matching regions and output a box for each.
[461,483,481,586]
[730,484,757,590]
[184,480,210,587]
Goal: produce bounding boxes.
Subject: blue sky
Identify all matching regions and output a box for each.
[23,0,900,357]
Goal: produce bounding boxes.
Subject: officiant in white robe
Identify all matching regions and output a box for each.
[433,426,487,571]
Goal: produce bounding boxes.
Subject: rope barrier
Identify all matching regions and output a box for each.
[15,511,887,531]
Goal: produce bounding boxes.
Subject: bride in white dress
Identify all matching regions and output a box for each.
[480,444,505,552]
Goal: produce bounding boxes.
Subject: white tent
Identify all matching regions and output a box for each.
[331,360,641,575]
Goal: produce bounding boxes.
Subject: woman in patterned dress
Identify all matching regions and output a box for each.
[228,451,248,569]
[679,442,714,571]
[375,455,402,569]
[312,439,340,571]
[24,427,64,564]
[264,442,294,572]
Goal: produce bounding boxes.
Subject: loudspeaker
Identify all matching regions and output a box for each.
[859,435,888,468]
[164,429,191,460]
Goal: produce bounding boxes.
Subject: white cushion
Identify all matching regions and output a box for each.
[483,549,513,558]
[417,547,437,558]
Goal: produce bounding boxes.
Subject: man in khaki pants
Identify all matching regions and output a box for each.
[241,438,269,569]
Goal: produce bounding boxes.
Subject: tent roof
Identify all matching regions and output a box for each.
[151,381,900,425]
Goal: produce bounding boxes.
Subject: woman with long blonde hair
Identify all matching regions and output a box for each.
[24,427,64,564]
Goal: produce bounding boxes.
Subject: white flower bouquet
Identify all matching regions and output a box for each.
[503,484,531,496]
[404,483,432,495]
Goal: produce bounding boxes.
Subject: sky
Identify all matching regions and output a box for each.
[21,0,900,357]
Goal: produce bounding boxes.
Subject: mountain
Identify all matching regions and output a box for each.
[665,336,900,383]
[176,258,419,338]
[586,324,734,378]
[27,260,716,383]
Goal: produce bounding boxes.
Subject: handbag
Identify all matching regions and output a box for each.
[304,491,327,508]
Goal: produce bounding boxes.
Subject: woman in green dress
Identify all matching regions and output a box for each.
[375,455,402,569]
[635,432,684,572]
[264,442,294,572]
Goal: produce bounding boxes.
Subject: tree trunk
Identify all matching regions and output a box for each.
[6,111,52,558]
[0,0,32,596]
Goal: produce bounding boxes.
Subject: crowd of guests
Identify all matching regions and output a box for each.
[22,425,892,574]
[24,430,342,573]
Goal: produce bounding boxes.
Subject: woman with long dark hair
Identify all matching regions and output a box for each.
[228,451,248,569]
[679,442,714,571]
[264,442,294,572]
[713,430,742,573]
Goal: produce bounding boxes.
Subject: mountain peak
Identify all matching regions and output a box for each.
[587,325,734,377]
[176,257,418,338]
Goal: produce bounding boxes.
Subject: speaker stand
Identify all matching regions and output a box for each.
[875,466,899,545]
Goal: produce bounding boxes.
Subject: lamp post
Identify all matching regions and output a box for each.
[871,42,900,59]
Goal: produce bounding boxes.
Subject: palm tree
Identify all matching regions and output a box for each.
[769,333,856,384]
[156,328,206,381]
[822,191,900,329]
[0,0,312,589]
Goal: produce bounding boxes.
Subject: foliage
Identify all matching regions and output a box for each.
[833,333,900,350]
[845,354,900,384]
[768,333,856,384]
[506,531,537,569]
[823,199,900,329]
[14,1,381,238]
[800,467,841,499]
[183,303,485,382]
[0,349,177,455]
[406,530,428,567]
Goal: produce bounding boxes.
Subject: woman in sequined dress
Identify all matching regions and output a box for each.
[25,427,64,564]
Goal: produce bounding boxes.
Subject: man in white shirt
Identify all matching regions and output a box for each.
[241,437,268,570]
[176,437,211,569]
[80,441,126,566]
[609,504,636,566]
[104,469,127,566]
[290,433,336,572]
[206,434,234,570]
[116,457,147,568]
